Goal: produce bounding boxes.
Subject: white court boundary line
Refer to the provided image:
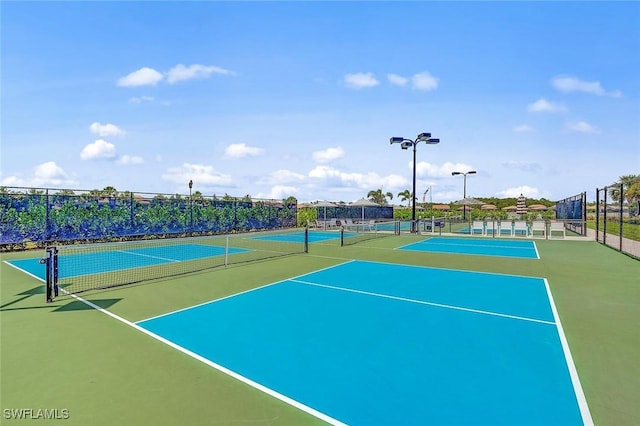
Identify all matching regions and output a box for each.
[136,259,355,323]
[56,288,348,426]
[290,279,555,325]
[295,260,591,424]
[3,259,46,282]
[415,240,535,251]
[115,249,181,263]
[543,278,594,425]
[396,239,540,260]
[7,255,589,425]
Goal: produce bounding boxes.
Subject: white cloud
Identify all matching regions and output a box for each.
[308,165,342,180]
[527,98,566,113]
[551,75,622,97]
[34,161,67,180]
[257,169,305,185]
[129,96,155,104]
[0,175,24,186]
[80,139,117,160]
[513,124,535,133]
[117,64,234,88]
[344,72,379,89]
[161,163,233,187]
[308,165,408,190]
[117,155,144,165]
[166,64,235,84]
[260,185,298,200]
[117,67,164,87]
[387,73,408,87]
[412,71,439,91]
[89,122,125,137]
[312,147,345,163]
[224,143,265,158]
[381,174,410,189]
[565,121,600,134]
[497,185,540,198]
[415,161,475,178]
[1,162,77,187]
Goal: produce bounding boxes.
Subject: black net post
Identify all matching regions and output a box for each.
[43,246,58,303]
[304,227,310,252]
[340,227,345,247]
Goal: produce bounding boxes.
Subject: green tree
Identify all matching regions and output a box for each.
[367,188,393,205]
[397,189,412,207]
[283,196,297,206]
[609,174,640,204]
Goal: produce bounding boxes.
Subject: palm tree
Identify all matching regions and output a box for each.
[397,189,411,207]
[608,174,640,216]
[609,175,640,203]
[367,188,393,206]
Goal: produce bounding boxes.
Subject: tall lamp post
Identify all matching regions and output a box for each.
[390,132,440,233]
[451,170,476,220]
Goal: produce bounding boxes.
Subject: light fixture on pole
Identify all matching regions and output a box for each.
[390,133,440,233]
[451,170,476,220]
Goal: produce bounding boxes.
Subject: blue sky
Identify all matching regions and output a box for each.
[2,1,638,203]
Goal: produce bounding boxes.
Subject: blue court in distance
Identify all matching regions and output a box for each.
[137,260,589,425]
[253,231,339,243]
[6,243,248,280]
[399,236,539,259]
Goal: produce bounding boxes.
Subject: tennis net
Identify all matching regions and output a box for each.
[44,229,308,301]
[340,220,400,246]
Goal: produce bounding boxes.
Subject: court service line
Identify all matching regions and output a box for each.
[56,288,348,426]
[418,241,535,250]
[116,249,181,263]
[290,279,555,325]
[135,259,355,324]
[306,256,546,280]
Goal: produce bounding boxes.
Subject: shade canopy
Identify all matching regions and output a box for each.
[315,200,338,207]
[453,197,485,206]
[350,198,380,207]
[350,198,380,220]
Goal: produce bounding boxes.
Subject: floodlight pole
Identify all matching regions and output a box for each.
[390,133,440,233]
[451,170,476,220]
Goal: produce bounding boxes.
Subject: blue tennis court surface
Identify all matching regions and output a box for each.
[399,236,539,259]
[253,231,338,243]
[137,260,589,425]
[5,243,247,281]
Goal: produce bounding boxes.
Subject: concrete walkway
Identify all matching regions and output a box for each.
[588,227,640,258]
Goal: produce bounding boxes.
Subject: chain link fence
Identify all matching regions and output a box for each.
[595,183,640,259]
[0,187,297,250]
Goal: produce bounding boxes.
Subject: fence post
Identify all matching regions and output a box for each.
[603,186,608,245]
[582,192,587,236]
[130,192,134,234]
[45,189,51,242]
[619,183,624,251]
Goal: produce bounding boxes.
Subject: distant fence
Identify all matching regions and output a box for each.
[0,187,297,250]
[555,192,587,236]
[315,205,393,221]
[595,183,640,259]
